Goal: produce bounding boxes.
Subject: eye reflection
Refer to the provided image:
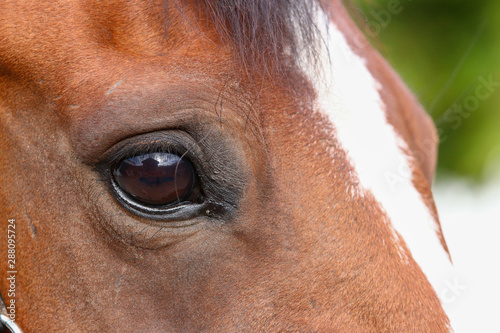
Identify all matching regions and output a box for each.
[112,152,195,206]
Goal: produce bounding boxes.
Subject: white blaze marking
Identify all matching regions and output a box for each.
[300,8,453,323]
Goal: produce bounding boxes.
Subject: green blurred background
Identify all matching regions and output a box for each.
[348,0,500,182]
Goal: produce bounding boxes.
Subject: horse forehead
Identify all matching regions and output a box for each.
[0,0,221,91]
[300,5,452,298]
[0,0,237,156]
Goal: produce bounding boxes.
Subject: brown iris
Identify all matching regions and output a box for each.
[112,152,195,206]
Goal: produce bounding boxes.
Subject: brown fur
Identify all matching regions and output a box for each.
[0,0,449,331]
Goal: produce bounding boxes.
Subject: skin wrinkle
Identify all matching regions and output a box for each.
[0,0,450,331]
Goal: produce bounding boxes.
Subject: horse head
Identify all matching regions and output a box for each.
[0,0,451,331]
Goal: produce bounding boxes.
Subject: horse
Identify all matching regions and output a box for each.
[0,0,453,331]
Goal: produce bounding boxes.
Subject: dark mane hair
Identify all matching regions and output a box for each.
[197,0,321,75]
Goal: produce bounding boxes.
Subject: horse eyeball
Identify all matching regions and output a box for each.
[112,152,195,206]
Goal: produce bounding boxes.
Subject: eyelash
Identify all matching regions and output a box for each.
[96,133,207,214]
[107,140,190,166]
[94,130,236,222]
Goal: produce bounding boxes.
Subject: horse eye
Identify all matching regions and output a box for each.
[112,152,195,206]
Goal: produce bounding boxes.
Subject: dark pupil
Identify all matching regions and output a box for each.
[113,152,195,206]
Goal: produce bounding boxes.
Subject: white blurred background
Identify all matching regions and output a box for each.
[435,167,500,332]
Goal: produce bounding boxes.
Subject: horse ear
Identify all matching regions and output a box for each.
[370,56,440,185]
[371,51,439,186]
[403,97,439,185]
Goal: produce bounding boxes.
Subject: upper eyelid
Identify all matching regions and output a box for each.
[96,131,198,167]
[107,142,180,165]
